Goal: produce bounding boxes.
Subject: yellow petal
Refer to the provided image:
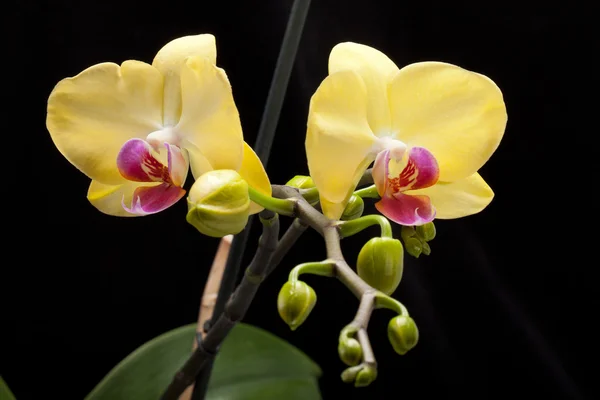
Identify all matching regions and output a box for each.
[47,61,164,185]
[329,42,399,136]
[407,173,494,219]
[87,180,161,217]
[177,56,244,179]
[388,62,507,182]
[239,142,272,214]
[152,34,217,126]
[305,70,377,219]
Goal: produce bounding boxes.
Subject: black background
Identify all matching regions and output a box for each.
[3,0,595,399]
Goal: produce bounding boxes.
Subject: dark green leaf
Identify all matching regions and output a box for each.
[1,376,17,400]
[85,323,321,400]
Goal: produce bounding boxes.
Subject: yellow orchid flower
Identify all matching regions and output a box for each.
[306,42,507,224]
[47,34,271,217]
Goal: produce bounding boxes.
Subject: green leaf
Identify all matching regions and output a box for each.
[1,376,17,400]
[85,323,321,400]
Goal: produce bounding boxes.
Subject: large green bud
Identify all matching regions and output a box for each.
[356,237,404,295]
[277,280,317,331]
[186,170,250,238]
[387,315,419,355]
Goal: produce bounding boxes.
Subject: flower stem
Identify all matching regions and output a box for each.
[299,187,320,204]
[374,292,409,316]
[288,260,336,282]
[248,186,296,216]
[162,211,280,399]
[354,184,379,199]
[337,215,393,238]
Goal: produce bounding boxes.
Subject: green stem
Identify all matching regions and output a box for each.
[248,186,296,216]
[288,260,336,282]
[354,184,379,199]
[337,215,393,238]
[374,292,408,316]
[299,187,320,204]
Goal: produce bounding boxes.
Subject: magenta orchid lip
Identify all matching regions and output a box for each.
[372,147,439,226]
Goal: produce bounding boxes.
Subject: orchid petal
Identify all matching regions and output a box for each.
[372,149,390,197]
[177,56,244,178]
[388,62,507,182]
[122,183,186,216]
[152,34,217,126]
[47,61,164,185]
[407,173,494,219]
[329,42,399,135]
[87,180,161,217]
[305,70,377,219]
[239,142,272,215]
[375,192,436,226]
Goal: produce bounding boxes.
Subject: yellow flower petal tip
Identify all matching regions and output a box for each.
[239,142,272,215]
[152,34,217,74]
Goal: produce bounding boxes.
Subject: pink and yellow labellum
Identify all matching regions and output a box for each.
[372,147,439,226]
[47,34,271,217]
[116,139,187,215]
[306,42,507,222]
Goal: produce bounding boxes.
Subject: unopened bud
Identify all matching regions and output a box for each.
[338,337,362,366]
[404,237,423,258]
[341,365,377,387]
[277,281,316,331]
[400,225,417,242]
[357,237,404,295]
[421,241,431,256]
[285,175,315,189]
[416,222,436,242]
[388,315,419,355]
[355,365,377,387]
[341,195,364,221]
[186,170,250,238]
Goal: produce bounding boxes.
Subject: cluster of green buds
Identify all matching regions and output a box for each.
[275,177,429,388]
[401,222,436,258]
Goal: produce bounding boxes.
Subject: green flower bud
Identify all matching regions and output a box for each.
[341,365,377,387]
[416,222,436,242]
[357,237,404,295]
[341,195,364,221]
[400,225,417,242]
[421,240,431,256]
[404,237,423,258]
[277,280,316,331]
[186,170,250,238]
[387,315,419,355]
[338,337,362,366]
[285,175,315,189]
[355,365,377,387]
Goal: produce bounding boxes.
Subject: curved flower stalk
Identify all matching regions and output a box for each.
[47,34,271,217]
[305,42,507,224]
